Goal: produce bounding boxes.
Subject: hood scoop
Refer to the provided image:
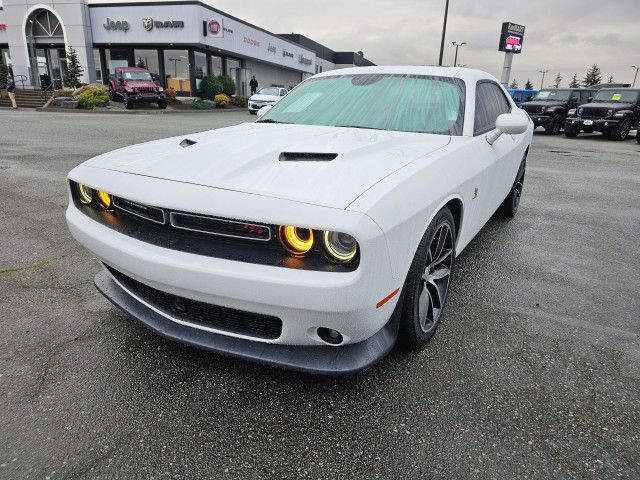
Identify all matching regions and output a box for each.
[179,138,198,148]
[279,152,338,162]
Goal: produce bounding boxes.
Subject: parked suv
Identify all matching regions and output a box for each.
[520,88,596,134]
[108,67,167,110]
[564,88,640,140]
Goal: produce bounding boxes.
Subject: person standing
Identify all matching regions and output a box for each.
[5,74,17,110]
[249,76,258,95]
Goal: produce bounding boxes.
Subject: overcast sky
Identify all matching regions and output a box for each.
[208,0,639,88]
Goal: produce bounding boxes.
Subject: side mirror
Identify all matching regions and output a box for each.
[256,105,272,119]
[486,112,528,144]
[587,97,593,102]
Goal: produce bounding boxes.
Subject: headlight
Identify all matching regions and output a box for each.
[578,108,584,116]
[567,108,576,117]
[323,231,357,263]
[76,183,93,205]
[279,226,314,256]
[97,191,112,209]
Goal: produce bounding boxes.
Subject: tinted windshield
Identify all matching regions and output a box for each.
[257,87,280,96]
[123,71,152,81]
[258,74,465,135]
[532,89,572,101]
[592,89,639,103]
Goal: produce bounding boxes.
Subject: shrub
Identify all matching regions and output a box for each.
[77,87,110,109]
[164,87,177,102]
[201,75,223,100]
[214,93,231,108]
[192,100,214,110]
[217,75,236,96]
[233,95,248,108]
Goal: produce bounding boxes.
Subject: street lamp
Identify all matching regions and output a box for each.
[538,69,549,89]
[632,65,640,88]
[438,0,450,66]
[452,41,466,67]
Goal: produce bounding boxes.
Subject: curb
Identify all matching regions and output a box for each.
[37,106,248,114]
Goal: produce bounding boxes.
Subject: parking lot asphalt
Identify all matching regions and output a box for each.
[1,109,639,479]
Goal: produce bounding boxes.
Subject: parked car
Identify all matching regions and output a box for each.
[565,88,640,140]
[66,66,533,374]
[108,67,167,110]
[508,88,538,106]
[248,86,288,114]
[519,88,596,134]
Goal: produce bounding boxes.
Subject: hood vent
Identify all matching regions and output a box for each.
[279,152,338,162]
[179,138,198,148]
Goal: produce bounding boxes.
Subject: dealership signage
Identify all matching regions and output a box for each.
[498,22,525,54]
[0,24,6,32]
[142,18,184,31]
[207,17,223,37]
[299,54,312,65]
[267,43,277,55]
[103,18,130,32]
[243,36,260,47]
[282,49,294,59]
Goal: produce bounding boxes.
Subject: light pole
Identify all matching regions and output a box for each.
[538,69,549,89]
[438,0,450,66]
[632,66,640,88]
[452,41,466,67]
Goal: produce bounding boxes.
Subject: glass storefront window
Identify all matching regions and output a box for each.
[210,55,222,76]
[163,49,190,93]
[194,51,206,92]
[1,49,11,72]
[134,49,160,84]
[93,48,103,83]
[105,49,130,76]
[226,58,242,95]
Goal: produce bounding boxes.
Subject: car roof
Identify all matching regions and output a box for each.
[313,65,498,83]
[117,67,148,71]
[597,87,640,92]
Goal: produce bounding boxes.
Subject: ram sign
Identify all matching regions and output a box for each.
[498,22,525,54]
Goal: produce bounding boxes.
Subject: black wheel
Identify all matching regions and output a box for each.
[158,100,167,109]
[249,110,257,115]
[637,131,640,144]
[544,114,563,135]
[564,125,580,138]
[497,157,526,219]
[398,208,456,348]
[108,86,115,101]
[124,93,134,110]
[611,119,631,141]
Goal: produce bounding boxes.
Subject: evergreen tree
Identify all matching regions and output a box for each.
[63,47,84,88]
[569,73,580,88]
[582,64,602,86]
[607,75,614,83]
[524,78,534,90]
[509,78,518,89]
[553,72,562,88]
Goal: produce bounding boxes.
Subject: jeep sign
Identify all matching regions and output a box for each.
[103,18,130,32]
[498,22,525,54]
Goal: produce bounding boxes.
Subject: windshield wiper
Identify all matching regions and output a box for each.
[335,124,385,130]
[256,119,290,124]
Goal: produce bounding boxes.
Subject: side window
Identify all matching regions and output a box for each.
[513,92,522,103]
[582,91,593,103]
[474,82,512,135]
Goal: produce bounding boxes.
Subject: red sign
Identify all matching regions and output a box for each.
[208,20,221,35]
[0,24,7,31]
[243,37,260,47]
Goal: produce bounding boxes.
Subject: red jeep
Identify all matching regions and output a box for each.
[108,67,167,109]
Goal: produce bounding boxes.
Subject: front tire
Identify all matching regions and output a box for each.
[497,157,526,219]
[564,125,580,138]
[124,93,134,110]
[158,100,167,109]
[398,208,456,348]
[610,119,631,141]
[544,114,563,135]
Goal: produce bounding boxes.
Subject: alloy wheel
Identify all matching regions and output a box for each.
[417,223,454,333]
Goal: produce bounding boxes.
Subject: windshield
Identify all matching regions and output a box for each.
[532,89,572,101]
[258,74,465,135]
[257,87,280,96]
[592,89,639,103]
[123,71,152,81]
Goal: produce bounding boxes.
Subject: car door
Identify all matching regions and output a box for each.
[468,81,520,231]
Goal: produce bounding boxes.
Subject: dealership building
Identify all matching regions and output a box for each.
[0,0,375,95]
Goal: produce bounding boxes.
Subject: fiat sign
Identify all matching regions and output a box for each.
[498,22,525,54]
[207,18,223,37]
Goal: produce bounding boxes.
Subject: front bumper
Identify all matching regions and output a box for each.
[95,269,402,375]
[564,117,620,131]
[527,114,551,127]
[248,102,274,112]
[129,94,165,103]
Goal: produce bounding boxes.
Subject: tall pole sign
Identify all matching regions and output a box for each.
[498,21,525,87]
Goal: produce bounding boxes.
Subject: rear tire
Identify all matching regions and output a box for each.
[544,114,563,135]
[398,208,456,348]
[497,157,526,219]
[610,119,631,141]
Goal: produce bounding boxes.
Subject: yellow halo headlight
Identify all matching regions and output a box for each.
[279,226,314,256]
[96,191,112,209]
[76,183,93,205]
[323,231,357,263]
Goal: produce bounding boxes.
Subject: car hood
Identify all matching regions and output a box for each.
[249,94,280,102]
[522,100,565,108]
[123,80,157,87]
[86,123,451,209]
[582,102,634,110]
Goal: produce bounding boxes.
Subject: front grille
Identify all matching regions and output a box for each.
[521,104,544,114]
[580,107,609,118]
[169,212,272,241]
[113,196,165,224]
[136,87,157,94]
[106,265,283,340]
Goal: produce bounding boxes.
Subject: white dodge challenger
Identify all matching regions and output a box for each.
[66,66,533,374]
